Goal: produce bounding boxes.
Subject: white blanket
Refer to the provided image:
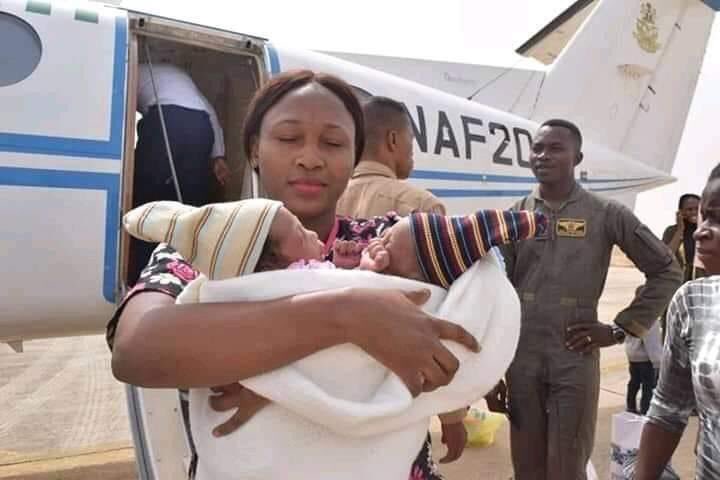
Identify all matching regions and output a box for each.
[179,257,520,480]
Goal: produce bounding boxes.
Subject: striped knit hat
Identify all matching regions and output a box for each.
[123,199,282,280]
[410,209,547,288]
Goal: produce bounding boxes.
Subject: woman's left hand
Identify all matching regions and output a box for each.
[209,383,269,437]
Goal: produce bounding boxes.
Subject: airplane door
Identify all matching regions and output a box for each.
[0,1,127,342]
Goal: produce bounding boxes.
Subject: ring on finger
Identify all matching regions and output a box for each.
[586,335,592,344]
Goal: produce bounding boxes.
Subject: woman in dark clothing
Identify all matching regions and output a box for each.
[662,193,701,282]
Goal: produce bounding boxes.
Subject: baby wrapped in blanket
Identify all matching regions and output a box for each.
[123,199,546,480]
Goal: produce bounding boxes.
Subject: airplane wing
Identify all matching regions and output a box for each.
[515,0,599,65]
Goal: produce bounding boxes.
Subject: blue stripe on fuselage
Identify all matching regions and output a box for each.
[412,169,659,185]
[0,14,126,301]
[429,179,660,198]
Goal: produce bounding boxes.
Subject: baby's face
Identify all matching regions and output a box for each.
[378,218,425,281]
[269,207,324,264]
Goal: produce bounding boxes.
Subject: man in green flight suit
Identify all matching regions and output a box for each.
[486,119,682,480]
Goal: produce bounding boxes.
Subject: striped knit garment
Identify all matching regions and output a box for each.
[123,199,282,280]
[410,209,547,288]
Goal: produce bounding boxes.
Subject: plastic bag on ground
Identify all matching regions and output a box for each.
[611,411,678,479]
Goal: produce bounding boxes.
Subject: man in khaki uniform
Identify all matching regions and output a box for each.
[486,119,681,480]
[336,96,445,218]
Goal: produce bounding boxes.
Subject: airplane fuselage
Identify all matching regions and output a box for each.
[0,1,672,345]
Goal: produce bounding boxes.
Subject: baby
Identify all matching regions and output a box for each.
[124,200,547,420]
[253,204,545,289]
[124,199,546,462]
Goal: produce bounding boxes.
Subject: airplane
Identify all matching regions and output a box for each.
[0,0,716,477]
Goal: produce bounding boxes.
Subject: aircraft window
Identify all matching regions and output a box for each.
[0,13,42,87]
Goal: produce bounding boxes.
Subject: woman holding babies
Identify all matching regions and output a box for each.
[108,70,482,479]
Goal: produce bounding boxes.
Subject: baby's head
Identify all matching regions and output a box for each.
[369,218,425,281]
[372,209,547,287]
[256,207,325,271]
[123,199,323,280]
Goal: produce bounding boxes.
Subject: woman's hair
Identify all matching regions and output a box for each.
[242,70,365,164]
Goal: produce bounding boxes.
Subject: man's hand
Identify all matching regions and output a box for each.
[485,380,508,414]
[212,157,232,187]
[439,421,467,464]
[209,383,270,437]
[566,323,615,353]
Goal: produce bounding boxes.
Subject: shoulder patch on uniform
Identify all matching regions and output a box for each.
[557,218,587,238]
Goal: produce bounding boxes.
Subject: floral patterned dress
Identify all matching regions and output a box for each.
[106,214,443,480]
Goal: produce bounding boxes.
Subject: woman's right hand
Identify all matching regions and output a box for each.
[342,288,480,397]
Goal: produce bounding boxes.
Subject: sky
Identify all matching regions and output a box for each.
[120,0,720,236]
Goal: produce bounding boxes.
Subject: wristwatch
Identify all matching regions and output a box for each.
[611,325,626,344]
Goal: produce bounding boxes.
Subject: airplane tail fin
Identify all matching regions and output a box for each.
[521,0,717,174]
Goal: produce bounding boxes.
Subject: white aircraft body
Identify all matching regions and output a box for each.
[0,0,716,477]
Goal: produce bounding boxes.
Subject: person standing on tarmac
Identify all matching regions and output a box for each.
[485,119,682,480]
[662,193,701,282]
[625,313,662,415]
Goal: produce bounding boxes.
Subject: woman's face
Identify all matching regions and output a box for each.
[680,197,700,225]
[694,179,720,275]
[252,83,356,223]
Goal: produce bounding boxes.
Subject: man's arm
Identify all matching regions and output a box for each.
[609,203,682,336]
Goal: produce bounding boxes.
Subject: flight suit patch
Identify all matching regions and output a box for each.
[556,218,587,238]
